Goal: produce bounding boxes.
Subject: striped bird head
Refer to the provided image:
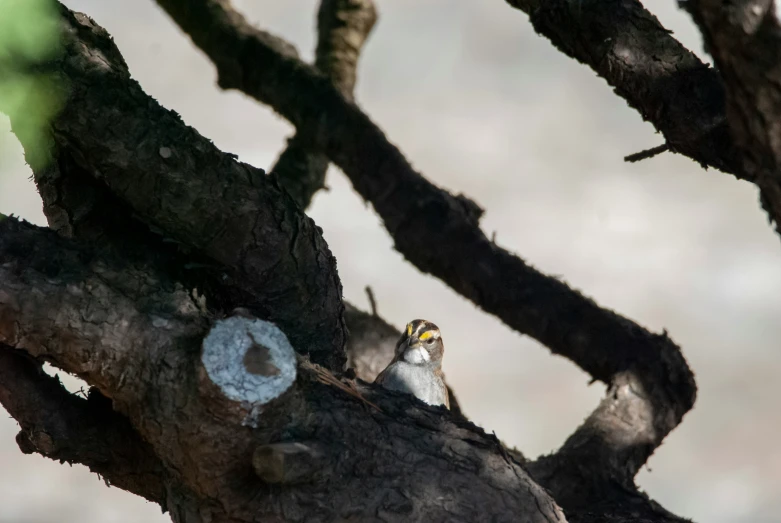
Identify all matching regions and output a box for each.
[395,319,444,366]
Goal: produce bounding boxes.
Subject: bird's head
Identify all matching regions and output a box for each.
[395,319,444,367]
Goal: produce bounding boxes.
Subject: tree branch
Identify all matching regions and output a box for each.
[152,0,696,486]
[272,0,377,208]
[503,0,781,231]
[624,143,670,163]
[1,6,347,370]
[683,0,781,233]
[0,5,697,519]
[0,216,566,522]
[0,347,167,504]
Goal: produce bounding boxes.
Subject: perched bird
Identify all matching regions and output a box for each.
[374,319,449,409]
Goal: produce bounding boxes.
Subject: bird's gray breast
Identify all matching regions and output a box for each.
[379,362,446,407]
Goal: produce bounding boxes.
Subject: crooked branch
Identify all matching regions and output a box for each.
[272,0,377,208]
[0,4,698,519]
[152,0,697,491]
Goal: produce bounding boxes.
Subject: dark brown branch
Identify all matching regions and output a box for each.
[504,0,781,230]
[624,143,669,163]
[0,5,695,520]
[364,285,378,316]
[270,137,330,209]
[0,216,565,522]
[684,0,781,233]
[5,3,424,390]
[272,0,377,208]
[153,0,696,485]
[315,0,377,96]
[0,347,167,504]
[1,6,347,370]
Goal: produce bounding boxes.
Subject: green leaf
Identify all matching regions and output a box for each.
[0,0,60,63]
[0,0,63,171]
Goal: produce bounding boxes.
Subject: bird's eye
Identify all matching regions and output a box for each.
[426,337,435,345]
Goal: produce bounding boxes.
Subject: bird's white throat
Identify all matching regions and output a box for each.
[404,346,430,364]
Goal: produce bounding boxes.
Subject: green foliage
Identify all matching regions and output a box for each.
[0,0,63,171]
[0,0,60,62]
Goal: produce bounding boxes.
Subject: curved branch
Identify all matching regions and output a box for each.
[273,0,377,208]
[152,0,696,480]
[0,347,167,504]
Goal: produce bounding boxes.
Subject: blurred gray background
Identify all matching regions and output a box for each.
[1,1,779,522]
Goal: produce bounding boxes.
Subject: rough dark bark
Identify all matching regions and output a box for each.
[272,0,377,208]
[0,1,724,522]
[504,0,781,230]
[683,0,781,233]
[1,7,347,370]
[0,6,557,521]
[0,347,167,504]
[0,216,565,523]
[152,0,696,500]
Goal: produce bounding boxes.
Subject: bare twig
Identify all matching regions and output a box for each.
[299,356,382,412]
[364,285,378,316]
[624,143,670,163]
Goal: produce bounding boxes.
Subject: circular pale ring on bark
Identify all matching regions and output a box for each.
[201,316,296,406]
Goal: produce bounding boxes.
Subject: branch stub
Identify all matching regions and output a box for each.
[201,316,297,425]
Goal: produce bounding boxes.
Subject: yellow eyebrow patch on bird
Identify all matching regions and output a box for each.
[419,331,434,341]
[407,323,413,336]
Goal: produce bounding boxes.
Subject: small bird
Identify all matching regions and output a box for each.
[374,319,449,409]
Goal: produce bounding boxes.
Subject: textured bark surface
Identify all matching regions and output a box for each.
[152,3,697,507]
[684,0,781,233]
[2,7,347,370]
[0,0,753,520]
[0,348,167,504]
[0,217,566,523]
[272,0,377,208]
[505,0,781,230]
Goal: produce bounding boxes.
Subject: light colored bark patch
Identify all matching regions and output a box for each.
[201,316,296,407]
